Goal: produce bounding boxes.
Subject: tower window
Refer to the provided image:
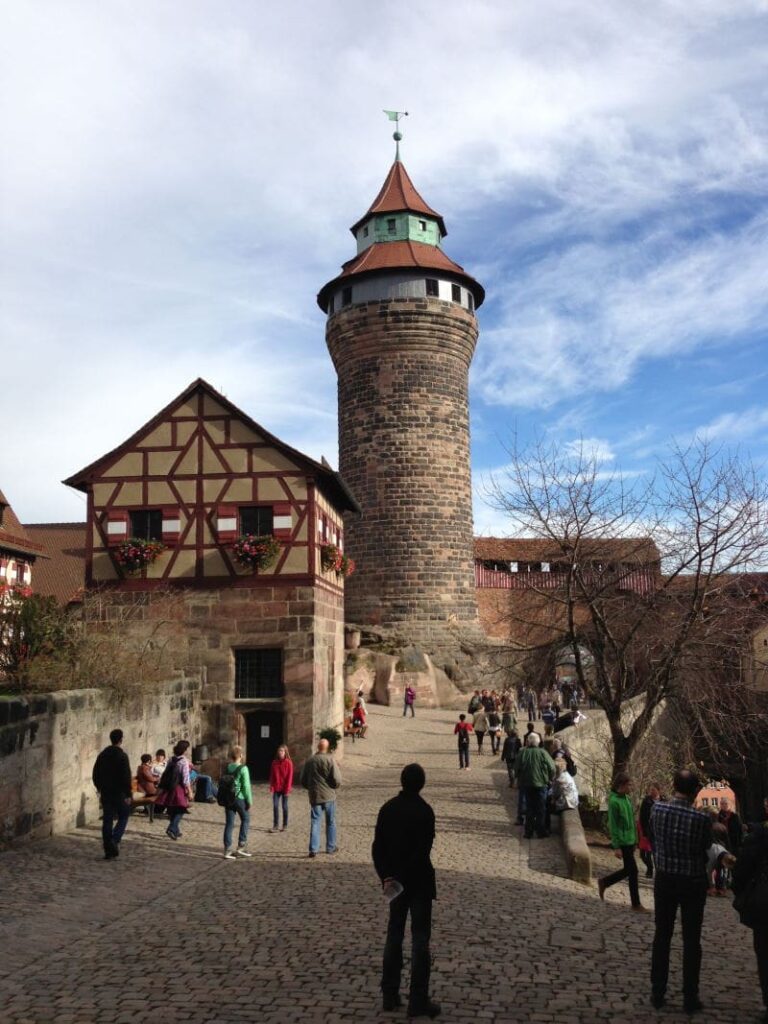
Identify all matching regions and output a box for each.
[328,295,335,313]
[130,509,163,542]
[425,278,439,297]
[419,220,427,231]
[468,293,474,312]
[234,648,284,700]
[363,226,369,237]
[451,283,461,303]
[387,218,396,234]
[342,286,352,306]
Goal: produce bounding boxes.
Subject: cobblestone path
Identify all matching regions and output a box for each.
[0,705,763,1023]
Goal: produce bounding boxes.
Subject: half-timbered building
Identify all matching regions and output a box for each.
[0,488,45,602]
[63,379,359,775]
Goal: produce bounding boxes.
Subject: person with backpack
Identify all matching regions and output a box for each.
[269,744,293,832]
[220,745,253,859]
[500,730,522,787]
[154,739,194,841]
[453,713,473,770]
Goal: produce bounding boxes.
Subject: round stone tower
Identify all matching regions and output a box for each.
[318,154,485,654]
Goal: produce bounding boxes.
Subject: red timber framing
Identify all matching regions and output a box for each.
[64,379,359,592]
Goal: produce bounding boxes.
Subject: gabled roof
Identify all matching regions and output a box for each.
[350,161,446,236]
[0,488,47,560]
[23,523,87,605]
[63,379,360,515]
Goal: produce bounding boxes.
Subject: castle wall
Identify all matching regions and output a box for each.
[0,677,201,845]
[327,296,480,651]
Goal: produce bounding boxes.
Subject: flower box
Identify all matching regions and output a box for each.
[232,534,281,572]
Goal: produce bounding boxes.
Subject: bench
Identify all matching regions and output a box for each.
[130,782,157,822]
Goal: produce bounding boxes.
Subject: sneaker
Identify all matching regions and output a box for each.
[166,829,178,841]
[650,993,665,1009]
[683,998,704,1014]
[269,828,279,833]
[407,1001,441,1019]
[224,850,236,859]
[236,848,252,857]
[308,852,317,859]
[326,848,338,855]
[280,826,287,832]
[382,994,402,1011]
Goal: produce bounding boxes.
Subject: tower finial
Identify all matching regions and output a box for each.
[383,109,409,161]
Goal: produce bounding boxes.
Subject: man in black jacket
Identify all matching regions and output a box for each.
[372,763,439,1019]
[92,729,132,859]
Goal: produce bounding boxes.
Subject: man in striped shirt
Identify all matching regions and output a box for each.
[649,770,712,1015]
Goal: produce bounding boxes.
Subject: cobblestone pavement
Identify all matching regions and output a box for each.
[0,705,763,1024]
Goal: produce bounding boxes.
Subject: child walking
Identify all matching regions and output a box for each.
[269,744,293,832]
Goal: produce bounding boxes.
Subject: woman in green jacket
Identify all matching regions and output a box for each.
[598,772,647,911]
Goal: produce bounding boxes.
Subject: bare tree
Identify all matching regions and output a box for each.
[486,436,768,777]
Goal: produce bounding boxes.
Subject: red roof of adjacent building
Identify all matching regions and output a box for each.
[473,536,661,564]
[351,160,446,236]
[0,488,47,560]
[23,523,87,605]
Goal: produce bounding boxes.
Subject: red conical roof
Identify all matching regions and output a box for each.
[350,161,446,236]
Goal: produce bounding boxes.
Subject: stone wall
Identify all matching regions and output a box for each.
[327,297,482,654]
[0,675,201,845]
[86,582,345,766]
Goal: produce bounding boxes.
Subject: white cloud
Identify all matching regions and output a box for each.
[699,406,768,442]
[2,1,768,518]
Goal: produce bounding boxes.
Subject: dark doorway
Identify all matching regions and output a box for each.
[245,710,284,780]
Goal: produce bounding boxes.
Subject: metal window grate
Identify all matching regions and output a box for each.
[235,649,284,699]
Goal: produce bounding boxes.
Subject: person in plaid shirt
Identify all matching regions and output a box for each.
[648,770,712,1015]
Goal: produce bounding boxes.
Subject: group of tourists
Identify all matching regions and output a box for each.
[597,768,768,1017]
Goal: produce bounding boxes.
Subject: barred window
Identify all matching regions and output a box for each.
[235,649,283,699]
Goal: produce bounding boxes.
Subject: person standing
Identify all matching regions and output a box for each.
[269,744,293,832]
[513,733,556,839]
[487,709,502,754]
[638,783,661,879]
[373,763,440,1019]
[472,706,488,755]
[732,817,768,1021]
[598,773,646,912]
[453,714,473,771]
[501,689,517,736]
[154,740,194,840]
[403,685,416,718]
[649,770,712,1014]
[299,738,341,858]
[221,745,252,858]
[92,728,132,860]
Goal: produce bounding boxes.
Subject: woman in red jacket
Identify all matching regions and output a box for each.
[269,744,294,833]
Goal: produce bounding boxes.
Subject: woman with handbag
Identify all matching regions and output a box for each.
[154,740,194,840]
[732,819,768,1020]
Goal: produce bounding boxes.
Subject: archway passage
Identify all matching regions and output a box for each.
[244,710,284,780]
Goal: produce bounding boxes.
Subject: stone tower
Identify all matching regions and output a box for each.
[318,154,485,656]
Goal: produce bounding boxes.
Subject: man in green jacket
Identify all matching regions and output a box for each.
[514,733,556,839]
[598,772,647,911]
[300,738,342,858]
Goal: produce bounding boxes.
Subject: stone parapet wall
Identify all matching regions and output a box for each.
[0,676,201,846]
[327,297,480,646]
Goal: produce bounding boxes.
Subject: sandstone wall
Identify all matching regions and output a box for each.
[327,297,481,652]
[0,676,201,845]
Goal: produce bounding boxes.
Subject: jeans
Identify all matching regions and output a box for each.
[403,702,415,717]
[640,848,655,878]
[101,796,130,855]
[601,844,641,906]
[522,785,547,838]
[167,809,185,838]
[272,792,289,828]
[194,774,217,802]
[651,873,708,1001]
[505,761,515,785]
[490,731,501,754]
[309,800,337,853]
[475,731,485,752]
[458,744,470,768]
[381,892,432,1010]
[224,798,250,850]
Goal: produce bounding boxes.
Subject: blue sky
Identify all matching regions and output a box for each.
[2,1,767,531]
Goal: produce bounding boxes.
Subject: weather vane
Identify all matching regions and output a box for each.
[383,109,409,160]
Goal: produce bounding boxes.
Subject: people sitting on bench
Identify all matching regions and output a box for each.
[136,754,158,796]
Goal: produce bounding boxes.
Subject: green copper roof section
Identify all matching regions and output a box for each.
[354,212,442,254]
